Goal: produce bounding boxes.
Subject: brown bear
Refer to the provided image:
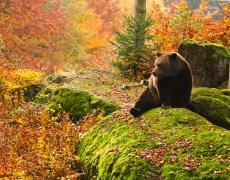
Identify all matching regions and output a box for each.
[130,52,194,117]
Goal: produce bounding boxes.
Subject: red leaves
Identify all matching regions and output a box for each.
[136,137,199,170]
[136,145,170,167]
[175,138,194,153]
[168,156,179,164]
[137,146,200,171]
[193,126,199,131]
[182,157,200,171]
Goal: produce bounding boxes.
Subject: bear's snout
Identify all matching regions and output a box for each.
[152,71,156,76]
[152,70,160,77]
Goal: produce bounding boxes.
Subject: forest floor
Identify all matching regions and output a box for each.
[48,68,146,112]
[0,69,147,180]
[2,69,230,179]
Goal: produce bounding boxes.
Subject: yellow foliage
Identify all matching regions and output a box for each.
[118,0,164,15]
[60,0,106,64]
[0,69,43,107]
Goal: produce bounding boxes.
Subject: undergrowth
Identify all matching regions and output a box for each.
[0,102,102,179]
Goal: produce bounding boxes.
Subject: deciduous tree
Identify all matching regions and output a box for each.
[85,0,121,38]
[149,0,228,52]
[0,0,66,73]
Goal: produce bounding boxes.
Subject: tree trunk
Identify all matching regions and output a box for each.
[133,0,146,80]
[134,0,146,20]
[228,62,230,89]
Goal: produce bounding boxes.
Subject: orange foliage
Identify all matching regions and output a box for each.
[81,0,121,69]
[1,0,228,71]
[202,2,230,46]
[79,47,116,70]
[0,102,82,179]
[150,0,229,52]
[0,0,66,73]
[85,0,121,38]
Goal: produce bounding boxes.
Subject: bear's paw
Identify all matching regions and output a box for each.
[161,103,171,109]
[130,108,141,117]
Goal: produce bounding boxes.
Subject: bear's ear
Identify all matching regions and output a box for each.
[169,53,177,60]
[157,52,162,57]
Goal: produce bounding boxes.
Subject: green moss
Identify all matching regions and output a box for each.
[191,88,230,129]
[181,39,230,60]
[33,87,53,103]
[45,88,117,122]
[218,81,228,89]
[78,108,230,179]
[182,40,230,53]
[46,74,54,82]
[221,89,230,96]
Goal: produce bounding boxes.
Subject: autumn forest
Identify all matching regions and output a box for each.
[0,0,229,179]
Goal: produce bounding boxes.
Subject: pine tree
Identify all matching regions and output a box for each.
[111,15,156,81]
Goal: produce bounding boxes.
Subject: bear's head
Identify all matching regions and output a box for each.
[152,52,179,78]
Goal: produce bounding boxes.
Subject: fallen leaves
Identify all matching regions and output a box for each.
[168,156,179,164]
[182,155,200,171]
[193,126,199,131]
[218,155,229,163]
[175,138,194,153]
[135,134,201,171]
[136,145,170,167]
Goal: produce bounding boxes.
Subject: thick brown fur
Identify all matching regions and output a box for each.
[130,52,194,117]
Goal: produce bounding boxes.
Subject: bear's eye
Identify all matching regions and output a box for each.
[157,64,162,68]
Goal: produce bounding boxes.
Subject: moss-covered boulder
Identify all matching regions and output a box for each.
[35,88,117,122]
[78,108,230,180]
[179,39,230,88]
[191,88,230,129]
[33,87,53,104]
[46,71,76,84]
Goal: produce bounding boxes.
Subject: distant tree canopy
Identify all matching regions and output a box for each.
[0,0,66,73]
[149,0,229,52]
[0,0,121,72]
[0,0,229,77]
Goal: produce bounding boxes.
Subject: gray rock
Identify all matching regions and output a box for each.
[24,84,43,102]
[48,71,76,84]
[179,39,230,87]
